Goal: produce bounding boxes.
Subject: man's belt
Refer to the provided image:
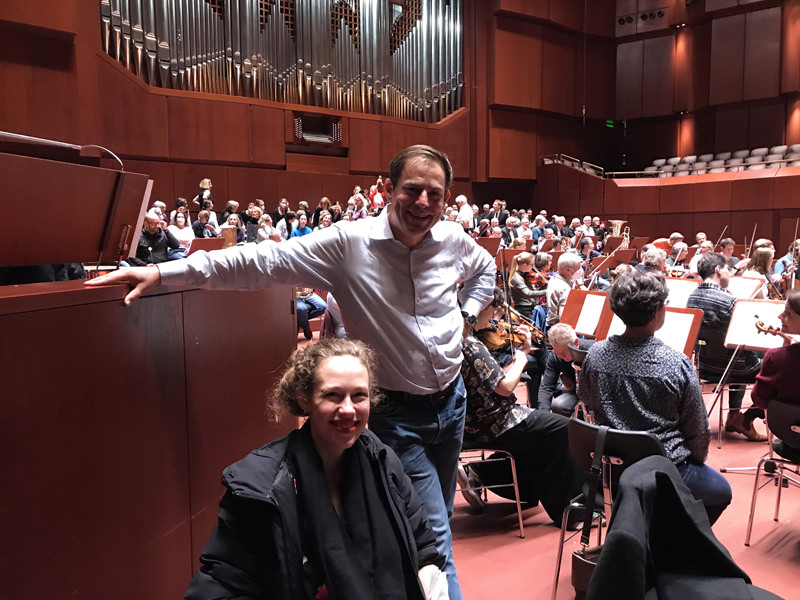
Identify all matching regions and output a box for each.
[380,377,459,404]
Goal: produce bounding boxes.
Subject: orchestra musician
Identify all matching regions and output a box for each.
[666,241,689,270]
[546,253,580,328]
[579,270,732,525]
[751,287,800,460]
[686,253,765,441]
[743,247,776,299]
[507,252,546,321]
[577,237,600,272]
[718,238,740,270]
[458,288,584,527]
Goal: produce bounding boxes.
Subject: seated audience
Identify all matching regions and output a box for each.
[459,291,583,525]
[130,210,182,266]
[256,214,279,243]
[686,253,765,441]
[578,270,731,525]
[220,213,246,244]
[167,211,195,251]
[291,213,313,238]
[296,288,327,340]
[219,200,240,225]
[168,197,188,226]
[185,339,448,600]
[276,211,296,240]
[751,288,800,460]
[201,198,220,234]
[192,210,219,239]
[240,206,261,243]
[314,210,333,231]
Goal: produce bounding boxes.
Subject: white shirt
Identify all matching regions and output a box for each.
[457,204,473,225]
[158,208,496,393]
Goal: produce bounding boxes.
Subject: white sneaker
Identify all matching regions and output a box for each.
[458,465,487,512]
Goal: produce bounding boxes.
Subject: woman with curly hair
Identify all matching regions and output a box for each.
[186,339,448,600]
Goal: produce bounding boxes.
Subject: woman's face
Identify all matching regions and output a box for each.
[519,262,533,273]
[176,213,186,227]
[298,356,370,459]
[322,214,332,227]
[779,301,800,335]
[227,215,238,226]
[299,214,307,228]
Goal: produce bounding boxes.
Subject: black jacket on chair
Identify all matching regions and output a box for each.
[586,455,783,600]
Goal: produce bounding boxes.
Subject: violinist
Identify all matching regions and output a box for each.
[719,238,740,270]
[751,287,800,460]
[687,253,765,441]
[577,237,600,271]
[508,252,546,321]
[742,247,775,299]
[688,240,714,275]
[472,286,547,407]
[459,287,583,525]
[666,241,689,270]
[774,239,800,279]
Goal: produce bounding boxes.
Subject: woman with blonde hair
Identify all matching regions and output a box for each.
[186,339,448,600]
[744,247,775,299]
[508,251,545,321]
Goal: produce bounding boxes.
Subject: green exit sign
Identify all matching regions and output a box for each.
[605,120,615,128]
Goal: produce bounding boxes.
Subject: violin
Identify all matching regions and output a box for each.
[504,304,547,345]
[755,320,798,346]
[480,320,527,351]
[525,270,549,287]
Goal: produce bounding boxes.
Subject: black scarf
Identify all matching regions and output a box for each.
[286,424,424,600]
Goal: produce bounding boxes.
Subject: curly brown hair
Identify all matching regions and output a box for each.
[267,339,381,421]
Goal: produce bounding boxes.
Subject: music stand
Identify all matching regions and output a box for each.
[538,239,555,253]
[596,306,703,358]
[476,237,502,256]
[631,237,650,258]
[501,248,525,270]
[603,236,623,253]
[559,289,610,339]
[188,237,226,255]
[726,276,764,299]
[685,246,698,261]
[524,239,535,251]
[664,277,700,309]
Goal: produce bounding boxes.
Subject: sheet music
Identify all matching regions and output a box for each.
[724,299,786,351]
[665,277,699,309]
[575,293,607,336]
[655,311,695,352]
[726,275,763,299]
[606,310,697,356]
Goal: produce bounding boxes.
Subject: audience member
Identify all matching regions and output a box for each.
[275,210,296,240]
[192,210,219,239]
[130,210,182,265]
[291,213,313,238]
[167,211,195,251]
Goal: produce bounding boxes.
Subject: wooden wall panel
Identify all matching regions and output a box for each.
[557,166,581,217]
[627,214,659,240]
[184,287,296,563]
[621,118,678,170]
[584,37,616,119]
[173,163,230,209]
[693,212,730,241]
[691,176,733,212]
[689,21,712,112]
[488,110,537,179]
[542,27,576,115]
[731,209,774,244]
[495,0,548,19]
[781,0,800,94]
[742,7,781,101]
[658,212,694,239]
[348,118,382,174]
[642,35,675,118]
[709,14,745,105]
[659,178,696,214]
[1,294,191,600]
[607,180,660,214]
[0,0,79,35]
[0,28,80,143]
[97,59,170,158]
[285,154,350,175]
[547,0,583,33]
[167,97,251,163]
[380,122,431,172]
[277,170,323,205]
[431,110,471,180]
[747,102,785,149]
[250,105,286,167]
[124,160,176,207]
[321,173,372,205]
[693,108,716,156]
[579,174,605,217]
[616,40,644,120]
[731,171,775,212]
[714,107,749,153]
[491,19,542,109]
[585,0,616,38]
[774,166,800,209]
[225,165,277,208]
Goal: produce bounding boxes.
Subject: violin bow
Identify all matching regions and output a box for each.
[713,225,727,250]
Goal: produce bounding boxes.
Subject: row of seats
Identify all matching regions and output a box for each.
[646,144,800,176]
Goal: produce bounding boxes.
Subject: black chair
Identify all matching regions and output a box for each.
[551,418,666,600]
[458,438,525,538]
[745,400,800,546]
